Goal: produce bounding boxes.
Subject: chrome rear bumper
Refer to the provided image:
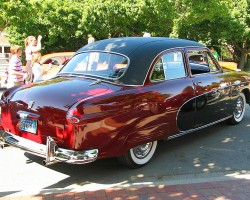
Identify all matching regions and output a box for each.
[0,131,98,165]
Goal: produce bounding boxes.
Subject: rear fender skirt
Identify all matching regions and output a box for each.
[242,88,250,105]
[176,96,196,132]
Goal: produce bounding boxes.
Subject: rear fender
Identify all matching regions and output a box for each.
[119,125,166,156]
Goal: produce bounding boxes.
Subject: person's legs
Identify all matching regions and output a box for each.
[25,61,33,83]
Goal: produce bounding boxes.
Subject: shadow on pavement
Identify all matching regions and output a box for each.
[23,116,250,190]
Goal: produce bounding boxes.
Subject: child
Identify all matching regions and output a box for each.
[31,52,48,82]
[7,45,26,88]
[24,35,42,83]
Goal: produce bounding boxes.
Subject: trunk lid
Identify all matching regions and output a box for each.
[1,77,110,146]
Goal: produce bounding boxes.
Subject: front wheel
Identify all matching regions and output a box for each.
[118,141,158,168]
[228,93,246,125]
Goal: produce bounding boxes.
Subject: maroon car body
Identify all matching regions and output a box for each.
[0,37,250,168]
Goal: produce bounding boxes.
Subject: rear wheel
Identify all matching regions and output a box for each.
[118,141,158,168]
[228,93,246,125]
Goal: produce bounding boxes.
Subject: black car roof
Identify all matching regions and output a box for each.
[77,37,205,85]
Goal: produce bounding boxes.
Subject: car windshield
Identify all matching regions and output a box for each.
[60,52,129,79]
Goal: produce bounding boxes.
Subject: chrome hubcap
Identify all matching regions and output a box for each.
[133,142,153,159]
[234,97,244,119]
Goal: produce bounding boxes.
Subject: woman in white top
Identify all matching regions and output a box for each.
[31,52,48,82]
[24,35,42,83]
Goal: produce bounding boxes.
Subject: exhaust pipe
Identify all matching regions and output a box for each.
[0,143,4,149]
[42,159,59,166]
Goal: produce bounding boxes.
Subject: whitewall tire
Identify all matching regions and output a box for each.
[228,93,246,125]
[118,141,158,168]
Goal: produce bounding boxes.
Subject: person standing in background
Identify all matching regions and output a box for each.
[143,32,151,37]
[88,34,95,44]
[24,35,42,83]
[7,45,26,88]
[31,52,49,82]
[210,47,219,60]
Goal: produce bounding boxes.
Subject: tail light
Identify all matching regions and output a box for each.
[66,106,83,124]
[67,116,80,124]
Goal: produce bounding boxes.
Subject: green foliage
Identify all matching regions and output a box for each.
[174,0,250,69]
[0,0,36,41]
[1,0,85,53]
[82,0,175,38]
[0,0,249,69]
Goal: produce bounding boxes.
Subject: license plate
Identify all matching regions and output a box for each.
[19,118,37,134]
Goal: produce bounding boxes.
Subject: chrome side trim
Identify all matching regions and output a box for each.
[143,46,206,86]
[168,116,232,140]
[0,131,98,165]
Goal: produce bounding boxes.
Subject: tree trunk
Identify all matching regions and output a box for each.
[246,55,250,71]
[238,50,247,70]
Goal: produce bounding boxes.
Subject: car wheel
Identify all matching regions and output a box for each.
[228,93,246,125]
[118,141,157,168]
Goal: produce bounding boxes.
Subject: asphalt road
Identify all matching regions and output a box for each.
[0,88,250,195]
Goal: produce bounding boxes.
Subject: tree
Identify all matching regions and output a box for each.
[82,0,175,39]
[173,0,250,70]
[0,0,36,38]
[1,0,86,53]
[36,0,84,52]
[223,0,250,70]
[4,0,172,52]
[1,0,249,70]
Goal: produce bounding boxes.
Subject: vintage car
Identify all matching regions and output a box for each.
[1,52,74,88]
[36,52,74,80]
[218,60,238,71]
[0,37,250,168]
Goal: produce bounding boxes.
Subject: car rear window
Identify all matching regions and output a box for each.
[60,52,129,79]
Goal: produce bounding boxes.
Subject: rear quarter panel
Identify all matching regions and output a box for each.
[70,78,195,158]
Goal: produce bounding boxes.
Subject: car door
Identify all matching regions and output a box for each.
[187,48,232,128]
[149,50,196,134]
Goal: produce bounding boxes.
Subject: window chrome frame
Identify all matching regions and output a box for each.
[149,49,187,83]
[59,50,130,81]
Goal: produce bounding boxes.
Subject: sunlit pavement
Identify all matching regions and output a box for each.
[0,88,250,199]
[1,179,250,199]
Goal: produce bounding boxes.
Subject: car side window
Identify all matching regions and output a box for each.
[188,50,219,75]
[151,59,165,81]
[151,51,185,82]
[207,53,219,72]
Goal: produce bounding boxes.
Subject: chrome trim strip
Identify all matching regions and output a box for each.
[189,70,222,77]
[143,46,206,86]
[168,116,232,140]
[149,50,187,83]
[0,131,98,165]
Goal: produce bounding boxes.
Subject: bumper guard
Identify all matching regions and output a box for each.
[0,131,98,166]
